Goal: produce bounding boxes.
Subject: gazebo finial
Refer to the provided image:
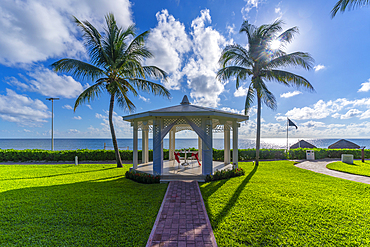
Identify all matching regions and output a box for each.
[180,95,191,105]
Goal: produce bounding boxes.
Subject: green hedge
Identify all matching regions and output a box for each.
[0,148,367,162]
[288,148,370,160]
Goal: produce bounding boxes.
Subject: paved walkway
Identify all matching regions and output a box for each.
[295,159,370,184]
[146,181,217,247]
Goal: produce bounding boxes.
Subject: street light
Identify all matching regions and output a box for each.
[46,98,59,151]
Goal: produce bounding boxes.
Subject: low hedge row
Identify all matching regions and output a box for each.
[0,148,367,162]
[125,170,160,184]
[205,168,245,182]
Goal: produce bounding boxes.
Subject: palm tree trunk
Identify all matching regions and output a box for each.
[109,94,123,168]
[255,96,261,166]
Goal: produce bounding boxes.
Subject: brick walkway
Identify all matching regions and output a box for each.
[146,181,217,247]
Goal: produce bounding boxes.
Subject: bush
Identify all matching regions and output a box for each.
[125,170,160,184]
[205,168,245,182]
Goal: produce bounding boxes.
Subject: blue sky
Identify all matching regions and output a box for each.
[1,0,370,139]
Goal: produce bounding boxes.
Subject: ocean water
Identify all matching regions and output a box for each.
[0,138,369,151]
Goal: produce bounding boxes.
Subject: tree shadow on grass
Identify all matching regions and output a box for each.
[207,164,258,230]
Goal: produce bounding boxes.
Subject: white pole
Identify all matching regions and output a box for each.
[287,118,289,151]
[75,156,78,165]
[46,98,59,151]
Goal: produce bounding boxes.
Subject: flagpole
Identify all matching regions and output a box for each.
[287,118,289,151]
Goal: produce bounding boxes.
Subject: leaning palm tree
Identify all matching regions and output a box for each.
[331,0,369,17]
[52,13,170,167]
[217,19,314,165]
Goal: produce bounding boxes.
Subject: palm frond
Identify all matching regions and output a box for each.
[258,79,277,110]
[331,0,369,18]
[245,83,256,115]
[264,69,315,92]
[216,66,253,87]
[51,59,105,80]
[219,44,253,68]
[130,79,171,98]
[267,52,314,70]
[74,79,106,111]
[277,26,299,45]
[142,66,168,80]
[73,16,108,67]
[116,92,136,112]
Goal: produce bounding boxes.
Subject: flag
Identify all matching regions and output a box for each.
[288,118,298,129]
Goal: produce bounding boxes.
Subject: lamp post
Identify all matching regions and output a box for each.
[46,98,59,151]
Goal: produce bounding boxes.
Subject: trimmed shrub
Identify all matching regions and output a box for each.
[205,168,245,182]
[125,170,160,184]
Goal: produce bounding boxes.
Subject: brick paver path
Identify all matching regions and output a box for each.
[146,181,217,247]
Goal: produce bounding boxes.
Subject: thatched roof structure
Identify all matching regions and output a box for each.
[290,140,317,149]
[328,139,360,149]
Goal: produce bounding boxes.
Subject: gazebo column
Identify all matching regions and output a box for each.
[202,118,213,175]
[142,121,149,164]
[169,128,175,161]
[224,124,230,165]
[198,136,202,161]
[232,121,239,168]
[133,121,138,169]
[153,118,163,175]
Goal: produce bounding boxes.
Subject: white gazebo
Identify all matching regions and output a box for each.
[122,95,248,179]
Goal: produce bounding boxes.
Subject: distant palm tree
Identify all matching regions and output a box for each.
[331,0,369,18]
[217,20,314,165]
[52,13,170,167]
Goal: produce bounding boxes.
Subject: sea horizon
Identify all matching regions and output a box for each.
[1,138,370,151]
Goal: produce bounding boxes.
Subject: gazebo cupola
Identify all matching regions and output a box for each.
[122,95,249,176]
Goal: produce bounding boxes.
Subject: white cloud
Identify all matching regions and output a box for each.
[73,116,82,120]
[139,95,150,102]
[226,23,236,35]
[286,100,341,120]
[314,64,326,72]
[184,9,229,108]
[146,9,191,90]
[86,104,92,110]
[358,79,370,92]
[68,129,80,134]
[0,0,133,66]
[340,109,363,119]
[280,91,302,98]
[6,67,84,98]
[94,110,132,137]
[220,107,244,115]
[0,89,49,126]
[241,0,261,18]
[234,86,249,97]
[63,104,73,110]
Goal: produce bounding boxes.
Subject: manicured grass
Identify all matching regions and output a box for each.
[0,164,168,246]
[327,160,370,177]
[200,161,370,246]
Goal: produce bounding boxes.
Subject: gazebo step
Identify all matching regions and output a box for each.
[160,174,206,183]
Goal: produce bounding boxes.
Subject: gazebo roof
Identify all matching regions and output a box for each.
[328,139,360,149]
[122,95,249,122]
[290,140,317,149]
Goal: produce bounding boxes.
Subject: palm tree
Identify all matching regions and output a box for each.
[217,19,314,165]
[52,13,170,167]
[331,0,369,18]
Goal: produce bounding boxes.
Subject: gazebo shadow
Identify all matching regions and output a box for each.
[205,164,258,229]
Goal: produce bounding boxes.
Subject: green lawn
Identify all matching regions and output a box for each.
[327,160,370,177]
[200,161,370,246]
[0,164,167,246]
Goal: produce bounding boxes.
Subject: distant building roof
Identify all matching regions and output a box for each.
[290,140,317,149]
[328,139,360,149]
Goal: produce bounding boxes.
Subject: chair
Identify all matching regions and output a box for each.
[174,151,185,169]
